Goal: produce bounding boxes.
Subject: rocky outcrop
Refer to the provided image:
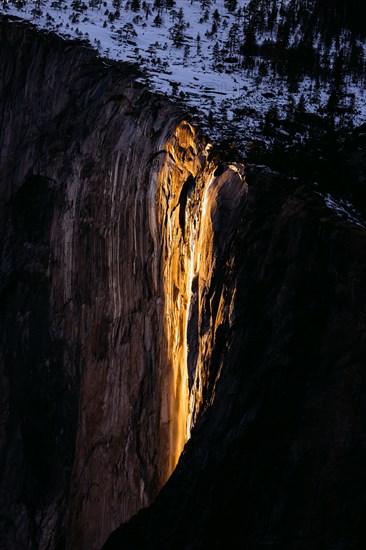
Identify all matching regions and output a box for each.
[104,171,366,549]
[0,17,245,550]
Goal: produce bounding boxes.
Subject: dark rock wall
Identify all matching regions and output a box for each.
[0,171,74,550]
[104,174,366,550]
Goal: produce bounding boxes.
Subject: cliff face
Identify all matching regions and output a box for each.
[105,173,366,550]
[1,15,366,550]
[0,18,246,550]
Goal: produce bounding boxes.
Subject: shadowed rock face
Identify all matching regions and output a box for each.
[1,15,366,550]
[104,173,366,550]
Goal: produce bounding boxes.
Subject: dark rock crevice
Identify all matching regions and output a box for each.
[0,171,77,550]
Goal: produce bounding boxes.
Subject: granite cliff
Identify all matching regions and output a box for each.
[105,172,366,549]
[0,17,245,549]
[1,15,366,550]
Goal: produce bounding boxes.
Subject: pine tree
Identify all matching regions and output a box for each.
[131,0,140,12]
[212,41,221,68]
[241,28,257,57]
[263,104,279,135]
[170,20,186,48]
[213,8,220,22]
[224,0,237,13]
[295,94,306,122]
[200,0,211,9]
[285,94,296,122]
[183,44,190,64]
[153,13,163,26]
[196,33,202,55]
[121,22,137,39]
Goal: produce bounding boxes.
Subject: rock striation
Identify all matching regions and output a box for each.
[0,16,245,550]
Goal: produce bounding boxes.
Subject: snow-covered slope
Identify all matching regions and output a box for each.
[1,0,366,149]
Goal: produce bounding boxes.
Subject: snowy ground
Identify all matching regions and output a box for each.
[316,192,366,228]
[1,0,366,147]
[2,0,366,229]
